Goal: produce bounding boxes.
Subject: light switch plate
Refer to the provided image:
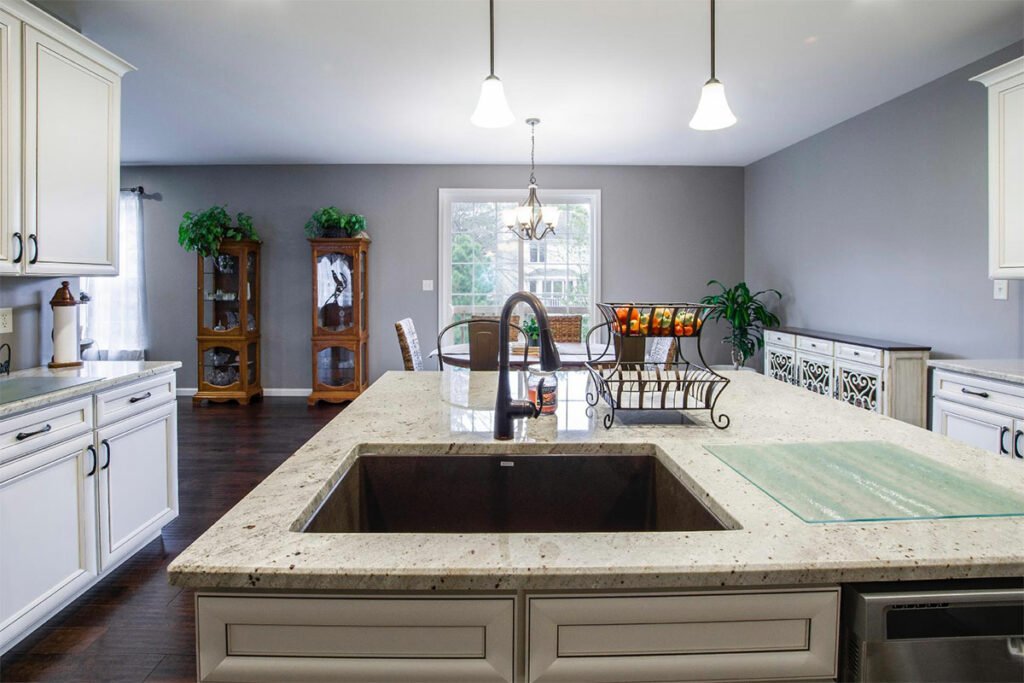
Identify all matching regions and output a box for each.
[0,307,12,334]
[422,280,434,292]
[993,279,1008,300]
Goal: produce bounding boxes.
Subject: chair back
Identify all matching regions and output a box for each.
[437,318,529,370]
[394,318,423,371]
[549,315,583,343]
[645,337,677,368]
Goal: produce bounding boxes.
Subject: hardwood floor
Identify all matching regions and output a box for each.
[0,398,344,683]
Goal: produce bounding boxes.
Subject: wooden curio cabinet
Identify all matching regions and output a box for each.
[309,237,370,405]
[194,240,263,404]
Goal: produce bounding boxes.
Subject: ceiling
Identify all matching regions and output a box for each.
[39,0,1024,166]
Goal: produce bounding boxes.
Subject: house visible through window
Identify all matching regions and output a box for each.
[439,189,600,344]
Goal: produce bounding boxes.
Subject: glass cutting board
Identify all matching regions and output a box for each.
[705,441,1024,523]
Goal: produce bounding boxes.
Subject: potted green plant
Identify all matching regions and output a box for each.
[700,280,782,370]
[178,206,259,257]
[304,207,367,238]
[521,317,540,347]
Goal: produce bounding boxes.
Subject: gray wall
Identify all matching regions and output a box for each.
[745,42,1024,360]
[121,165,745,388]
[0,276,77,371]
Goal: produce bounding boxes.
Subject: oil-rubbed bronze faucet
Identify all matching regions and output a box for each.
[494,291,561,440]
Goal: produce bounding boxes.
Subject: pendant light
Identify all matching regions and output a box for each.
[471,0,514,128]
[502,119,559,241]
[689,0,737,131]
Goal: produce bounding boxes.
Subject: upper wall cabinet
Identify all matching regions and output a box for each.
[0,0,133,277]
[972,57,1024,279]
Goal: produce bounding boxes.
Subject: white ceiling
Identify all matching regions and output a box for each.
[39,0,1024,166]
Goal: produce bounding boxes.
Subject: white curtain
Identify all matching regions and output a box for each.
[82,191,149,360]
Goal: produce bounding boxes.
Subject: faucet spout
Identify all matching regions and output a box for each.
[494,291,562,440]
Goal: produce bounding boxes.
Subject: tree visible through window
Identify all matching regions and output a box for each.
[440,190,600,344]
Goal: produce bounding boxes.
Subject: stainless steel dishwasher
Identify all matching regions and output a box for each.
[841,580,1024,682]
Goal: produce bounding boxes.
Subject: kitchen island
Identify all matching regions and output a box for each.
[170,369,1024,682]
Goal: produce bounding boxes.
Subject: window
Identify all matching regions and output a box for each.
[439,189,600,344]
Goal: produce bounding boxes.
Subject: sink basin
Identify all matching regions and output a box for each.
[303,454,726,533]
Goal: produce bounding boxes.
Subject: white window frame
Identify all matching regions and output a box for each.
[437,188,602,337]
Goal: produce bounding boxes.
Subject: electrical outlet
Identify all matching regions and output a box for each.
[994,279,1009,301]
[422,280,434,292]
[0,308,12,334]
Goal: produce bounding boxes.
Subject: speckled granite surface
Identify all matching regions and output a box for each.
[929,358,1024,385]
[168,370,1024,591]
[0,361,181,418]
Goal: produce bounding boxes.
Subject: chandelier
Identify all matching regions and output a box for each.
[502,118,559,240]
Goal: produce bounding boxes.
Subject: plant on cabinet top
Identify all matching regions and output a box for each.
[178,206,260,257]
[305,206,367,239]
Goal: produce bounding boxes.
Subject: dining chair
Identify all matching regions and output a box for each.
[645,337,678,368]
[549,315,583,343]
[436,318,529,370]
[394,318,423,371]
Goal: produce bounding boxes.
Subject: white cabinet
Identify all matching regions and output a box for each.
[97,401,178,570]
[0,0,133,276]
[931,369,1024,462]
[972,57,1024,279]
[0,433,97,651]
[765,328,930,427]
[932,397,1013,455]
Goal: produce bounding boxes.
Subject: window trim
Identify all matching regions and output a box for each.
[438,188,602,339]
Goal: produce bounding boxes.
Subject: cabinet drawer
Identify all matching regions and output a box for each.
[0,397,92,466]
[94,373,175,427]
[197,594,515,682]
[528,589,839,683]
[933,370,1024,416]
[836,343,883,366]
[796,336,833,356]
[765,330,795,347]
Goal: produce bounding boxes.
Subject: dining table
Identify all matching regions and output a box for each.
[429,341,603,369]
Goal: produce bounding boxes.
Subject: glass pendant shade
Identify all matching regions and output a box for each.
[689,78,737,131]
[501,208,517,227]
[471,75,514,128]
[540,205,560,228]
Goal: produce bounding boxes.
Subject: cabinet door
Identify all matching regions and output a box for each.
[23,25,120,275]
[988,67,1024,278]
[835,359,883,413]
[764,344,795,384]
[0,434,97,650]
[796,351,833,398]
[97,402,178,570]
[0,8,19,274]
[932,397,1013,456]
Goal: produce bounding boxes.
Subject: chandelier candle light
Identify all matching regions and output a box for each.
[470,0,514,128]
[503,118,560,241]
[689,0,737,131]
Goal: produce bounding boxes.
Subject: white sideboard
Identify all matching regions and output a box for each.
[763,327,930,427]
[0,369,178,654]
[972,57,1024,279]
[0,0,134,276]
[930,361,1024,463]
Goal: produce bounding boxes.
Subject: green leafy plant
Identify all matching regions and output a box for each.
[178,206,259,257]
[521,317,540,344]
[304,207,367,238]
[700,280,782,369]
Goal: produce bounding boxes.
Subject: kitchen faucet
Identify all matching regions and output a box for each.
[494,291,561,440]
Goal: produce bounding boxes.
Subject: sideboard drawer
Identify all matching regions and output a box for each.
[95,373,176,427]
[765,331,795,347]
[836,343,883,366]
[0,397,93,466]
[796,336,834,356]
[527,588,839,682]
[197,594,515,682]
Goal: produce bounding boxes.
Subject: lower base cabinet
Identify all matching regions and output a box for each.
[194,588,840,683]
[931,369,1024,460]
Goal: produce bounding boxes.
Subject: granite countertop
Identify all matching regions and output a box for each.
[0,360,182,417]
[169,370,1024,592]
[929,358,1024,385]
[768,326,931,351]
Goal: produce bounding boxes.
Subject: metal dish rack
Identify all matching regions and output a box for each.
[584,302,731,429]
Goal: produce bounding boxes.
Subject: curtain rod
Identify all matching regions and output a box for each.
[120,185,144,194]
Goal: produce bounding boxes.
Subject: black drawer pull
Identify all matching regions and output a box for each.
[961,387,989,399]
[128,391,152,404]
[27,234,38,265]
[101,439,111,470]
[1000,426,1011,455]
[86,444,97,477]
[16,423,52,441]
[1015,430,1023,460]
[12,232,22,264]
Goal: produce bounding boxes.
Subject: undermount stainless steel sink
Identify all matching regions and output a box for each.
[303,454,727,533]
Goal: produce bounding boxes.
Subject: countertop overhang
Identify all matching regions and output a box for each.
[168,370,1024,591]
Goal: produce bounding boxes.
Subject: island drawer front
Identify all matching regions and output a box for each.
[94,373,176,427]
[796,336,834,356]
[0,397,92,466]
[765,331,795,347]
[836,343,883,366]
[527,588,839,683]
[196,594,515,683]
[933,370,1024,416]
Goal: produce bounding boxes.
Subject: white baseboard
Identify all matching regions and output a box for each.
[176,387,312,398]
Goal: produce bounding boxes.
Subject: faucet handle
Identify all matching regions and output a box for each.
[535,378,546,416]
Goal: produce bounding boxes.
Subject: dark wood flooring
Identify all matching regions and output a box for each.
[0,398,344,682]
